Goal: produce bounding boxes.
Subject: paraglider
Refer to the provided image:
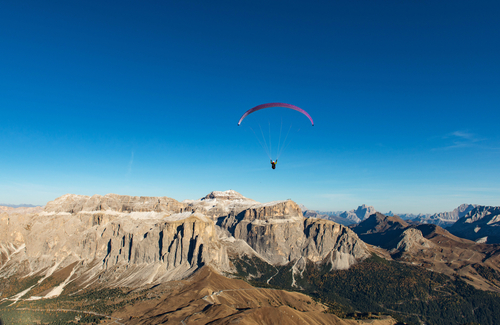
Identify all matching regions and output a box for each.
[238,103,313,169]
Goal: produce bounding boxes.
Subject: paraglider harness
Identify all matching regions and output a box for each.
[271,160,277,169]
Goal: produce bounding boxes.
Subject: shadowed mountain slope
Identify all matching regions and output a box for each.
[448,206,500,244]
[351,212,500,292]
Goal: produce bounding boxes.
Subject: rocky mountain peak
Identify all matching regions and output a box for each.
[202,190,247,201]
[183,190,257,218]
[395,228,433,252]
[350,213,411,250]
[396,203,478,227]
[354,204,376,220]
[457,203,478,214]
[338,204,377,223]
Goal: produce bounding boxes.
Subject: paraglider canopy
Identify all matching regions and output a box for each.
[238,102,314,126]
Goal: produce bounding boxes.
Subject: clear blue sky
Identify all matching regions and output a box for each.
[1,1,499,214]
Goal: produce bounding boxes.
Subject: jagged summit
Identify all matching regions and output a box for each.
[338,204,377,223]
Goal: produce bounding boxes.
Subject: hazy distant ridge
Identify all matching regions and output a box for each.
[304,203,478,228]
[395,204,478,227]
[0,204,40,208]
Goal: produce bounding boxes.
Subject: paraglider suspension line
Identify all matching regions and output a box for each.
[249,125,272,160]
[268,121,272,160]
[277,123,293,160]
[276,118,283,159]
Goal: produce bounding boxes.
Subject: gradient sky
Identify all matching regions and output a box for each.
[1,1,500,214]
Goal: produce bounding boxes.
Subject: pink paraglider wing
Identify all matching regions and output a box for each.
[237,103,314,126]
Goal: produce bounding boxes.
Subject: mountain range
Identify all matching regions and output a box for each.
[1,191,500,324]
[0,191,382,324]
[304,203,479,228]
[0,204,40,209]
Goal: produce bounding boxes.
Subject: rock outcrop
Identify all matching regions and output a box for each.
[350,213,409,249]
[221,200,369,268]
[394,228,433,253]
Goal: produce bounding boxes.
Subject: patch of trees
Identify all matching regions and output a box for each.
[472,263,500,287]
[0,308,98,324]
[233,254,500,325]
[0,275,43,299]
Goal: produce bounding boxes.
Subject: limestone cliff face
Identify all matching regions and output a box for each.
[44,193,185,214]
[0,195,231,297]
[237,200,302,221]
[222,200,370,268]
[303,218,369,269]
[394,228,433,252]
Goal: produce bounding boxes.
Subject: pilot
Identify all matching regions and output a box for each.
[271,160,277,169]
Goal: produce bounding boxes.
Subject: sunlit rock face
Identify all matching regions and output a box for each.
[221,200,370,268]
[395,228,433,252]
[44,193,185,214]
[0,194,232,299]
[183,190,258,219]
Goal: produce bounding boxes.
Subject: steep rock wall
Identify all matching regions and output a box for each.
[222,200,370,267]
